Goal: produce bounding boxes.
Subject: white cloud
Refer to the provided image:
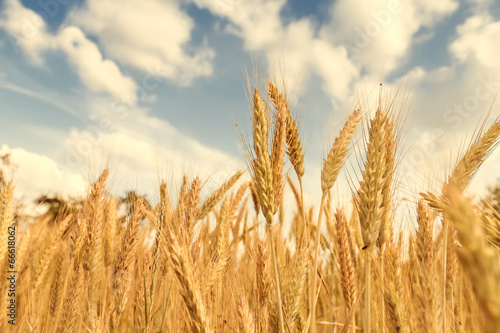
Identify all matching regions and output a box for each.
[204,0,287,50]
[57,26,137,101]
[0,0,137,101]
[321,0,458,73]
[0,104,245,207]
[192,0,457,103]
[0,0,49,64]
[268,19,359,101]
[55,109,244,198]
[69,0,215,85]
[0,144,88,205]
[192,0,359,101]
[450,15,500,68]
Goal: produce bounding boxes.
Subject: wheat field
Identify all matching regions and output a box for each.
[0,79,499,333]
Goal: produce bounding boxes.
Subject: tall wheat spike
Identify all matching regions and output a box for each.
[113,200,143,326]
[86,169,108,307]
[268,82,287,213]
[358,109,389,333]
[246,85,286,333]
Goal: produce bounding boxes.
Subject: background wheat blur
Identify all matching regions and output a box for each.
[0,79,499,333]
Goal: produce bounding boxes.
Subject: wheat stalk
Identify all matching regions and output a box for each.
[163,229,211,333]
[113,200,143,325]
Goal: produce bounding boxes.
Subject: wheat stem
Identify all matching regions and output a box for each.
[365,248,371,333]
[311,192,326,333]
[268,222,285,333]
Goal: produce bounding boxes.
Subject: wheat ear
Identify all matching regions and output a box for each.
[58,263,85,333]
[163,229,211,333]
[321,108,362,193]
[86,169,108,305]
[251,88,275,223]
[268,82,287,213]
[336,209,357,315]
[113,200,143,324]
[444,190,500,332]
[358,109,390,333]
[446,118,500,193]
[237,296,255,333]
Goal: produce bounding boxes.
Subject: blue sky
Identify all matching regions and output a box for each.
[1,0,500,211]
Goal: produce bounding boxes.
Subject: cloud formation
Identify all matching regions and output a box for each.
[451,14,500,68]
[0,0,138,101]
[69,0,215,85]
[192,0,359,101]
[0,144,88,204]
[322,0,458,73]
